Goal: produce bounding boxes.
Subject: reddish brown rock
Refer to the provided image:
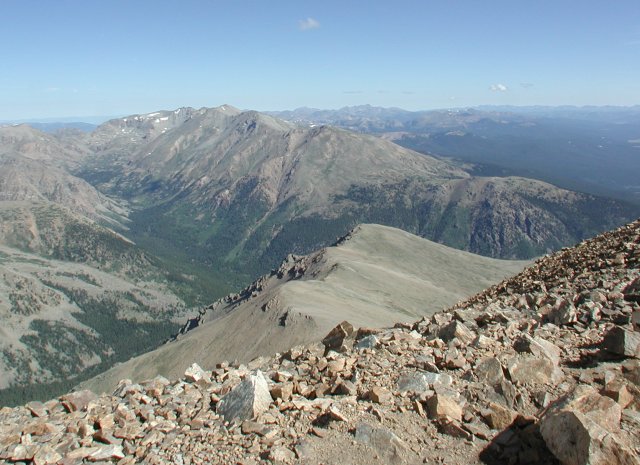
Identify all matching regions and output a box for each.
[368,386,393,404]
[482,402,518,430]
[540,385,638,465]
[602,326,640,358]
[426,393,462,422]
[322,321,355,353]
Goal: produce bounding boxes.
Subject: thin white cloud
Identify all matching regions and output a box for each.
[489,83,508,92]
[298,17,320,31]
[520,82,534,88]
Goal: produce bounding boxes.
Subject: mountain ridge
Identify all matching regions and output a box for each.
[79,223,529,395]
[62,105,639,272]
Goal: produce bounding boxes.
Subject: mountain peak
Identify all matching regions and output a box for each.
[211,104,241,114]
[0,123,47,139]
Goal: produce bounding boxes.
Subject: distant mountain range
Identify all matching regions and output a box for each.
[69,106,637,269]
[268,105,640,204]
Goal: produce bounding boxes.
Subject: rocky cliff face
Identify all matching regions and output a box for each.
[1,219,638,464]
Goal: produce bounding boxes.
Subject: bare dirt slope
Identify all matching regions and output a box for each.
[81,224,528,394]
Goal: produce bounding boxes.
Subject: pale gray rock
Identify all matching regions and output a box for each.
[506,355,563,385]
[356,334,379,350]
[88,445,125,461]
[216,370,272,422]
[33,445,62,464]
[474,357,504,385]
[184,362,208,383]
[355,422,407,464]
[547,298,578,325]
[112,379,143,398]
[514,333,561,365]
[397,371,451,394]
[269,445,295,463]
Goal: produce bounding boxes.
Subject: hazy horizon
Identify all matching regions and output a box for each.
[3,0,639,120]
[3,102,640,125]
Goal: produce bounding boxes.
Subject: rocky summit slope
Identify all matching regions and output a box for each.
[79,224,529,395]
[1,218,639,464]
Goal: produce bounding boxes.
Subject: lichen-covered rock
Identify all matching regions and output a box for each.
[474,357,504,385]
[506,355,563,385]
[354,422,407,464]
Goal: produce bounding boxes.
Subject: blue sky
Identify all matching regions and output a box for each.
[2,0,639,119]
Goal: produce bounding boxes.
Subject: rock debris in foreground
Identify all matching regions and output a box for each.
[1,219,640,464]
